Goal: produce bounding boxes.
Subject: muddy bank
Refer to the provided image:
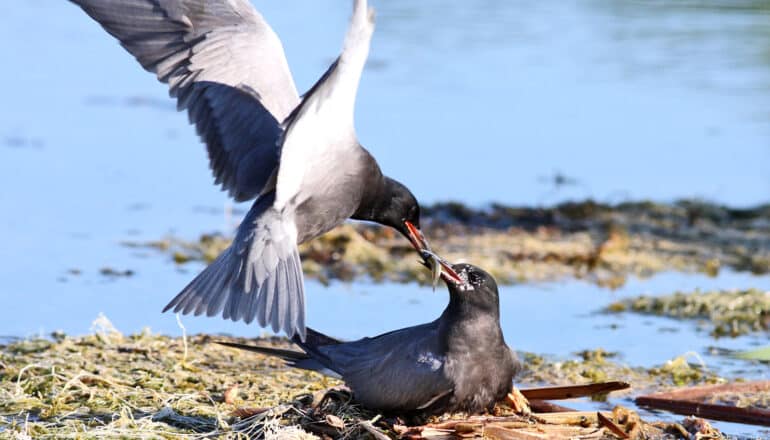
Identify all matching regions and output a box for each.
[125,199,770,288]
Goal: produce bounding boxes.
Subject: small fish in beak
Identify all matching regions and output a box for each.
[420,250,464,289]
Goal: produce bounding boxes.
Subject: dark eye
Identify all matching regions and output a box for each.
[468,271,482,286]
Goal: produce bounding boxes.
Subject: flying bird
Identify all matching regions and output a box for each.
[68,0,438,340]
[219,262,519,415]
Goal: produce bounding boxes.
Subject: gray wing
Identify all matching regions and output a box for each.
[316,322,454,412]
[163,192,306,340]
[274,0,374,210]
[70,0,300,201]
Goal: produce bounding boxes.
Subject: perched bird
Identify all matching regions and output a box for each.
[219,262,520,415]
[68,0,438,340]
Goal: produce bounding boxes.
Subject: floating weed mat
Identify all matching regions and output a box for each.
[123,199,770,289]
[519,349,726,392]
[0,322,733,439]
[606,288,770,337]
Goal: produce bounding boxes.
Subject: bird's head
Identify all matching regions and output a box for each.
[367,177,431,255]
[427,260,500,312]
[354,176,453,281]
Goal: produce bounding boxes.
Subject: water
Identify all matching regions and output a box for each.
[1,0,768,329]
[1,1,769,437]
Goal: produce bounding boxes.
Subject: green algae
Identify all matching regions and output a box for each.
[123,199,770,289]
[607,288,770,337]
[519,349,725,398]
[735,346,770,362]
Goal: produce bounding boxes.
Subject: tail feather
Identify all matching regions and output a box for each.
[288,327,343,375]
[216,340,341,379]
[295,327,343,347]
[216,340,308,362]
[163,194,307,340]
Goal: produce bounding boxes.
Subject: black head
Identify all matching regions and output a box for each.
[353,176,427,251]
[443,263,500,313]
[380,177,421,237]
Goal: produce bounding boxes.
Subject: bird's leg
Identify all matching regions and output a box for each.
[312,385,353,409]
[506,387,532,417]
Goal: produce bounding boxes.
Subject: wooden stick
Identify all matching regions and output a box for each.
[636,395,770,427]
[597,412,629,439]
[533,411,610,426]
[520,381,630,400]
[636,380,770,427]
[637,380,770,401]
[528,400,576,413]
[483,425,549,440]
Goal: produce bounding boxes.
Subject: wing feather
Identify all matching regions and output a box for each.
[70,0,300,201]
[274,0,375,209]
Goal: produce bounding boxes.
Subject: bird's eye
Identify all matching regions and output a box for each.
[468,271,482,286]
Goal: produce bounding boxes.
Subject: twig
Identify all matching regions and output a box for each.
[597,412,629,439]
[176,313,188,364]
[15,363,42,396]
[520,381,630,401]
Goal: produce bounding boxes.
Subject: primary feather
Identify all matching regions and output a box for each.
[70,0,299,201]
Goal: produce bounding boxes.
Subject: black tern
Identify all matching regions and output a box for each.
[68,0,452,340]
[219,263,519,415]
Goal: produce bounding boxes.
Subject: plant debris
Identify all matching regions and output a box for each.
[519,350,725,393]
[607,288,770,337]
[124,199,770,289]
[637,381,770,427]
[0,319,735,439]
[99,267,136,278]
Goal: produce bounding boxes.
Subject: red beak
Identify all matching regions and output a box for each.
[404,220,430,252]
[405,221,464,286]
[437,258,464,285]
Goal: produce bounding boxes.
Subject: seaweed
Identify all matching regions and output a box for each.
[124,199,770,288]
[607,288,770,337]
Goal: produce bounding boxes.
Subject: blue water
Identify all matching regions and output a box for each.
[1,1,769,436]
[1,0,768,330]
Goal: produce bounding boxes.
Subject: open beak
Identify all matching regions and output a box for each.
[420,250,464,288]
[403,221,463,288]
[404,221,430,252]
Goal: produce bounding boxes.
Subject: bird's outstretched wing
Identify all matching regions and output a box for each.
[274,0,375,210]
[70,0,299,201]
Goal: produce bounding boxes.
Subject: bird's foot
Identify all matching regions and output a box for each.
[312,385,353,409]
[506,387,532,417]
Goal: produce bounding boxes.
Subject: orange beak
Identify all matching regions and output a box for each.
[404,221,463,286]
[404,220,430,252]
[435,256,464,285]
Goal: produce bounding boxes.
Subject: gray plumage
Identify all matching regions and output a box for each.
[219,264,520,415]
[70,0,299,202]
[170,191,305,333]
[69,0,423,341]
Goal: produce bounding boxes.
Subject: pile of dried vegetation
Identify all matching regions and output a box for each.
[0,317,733,439]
